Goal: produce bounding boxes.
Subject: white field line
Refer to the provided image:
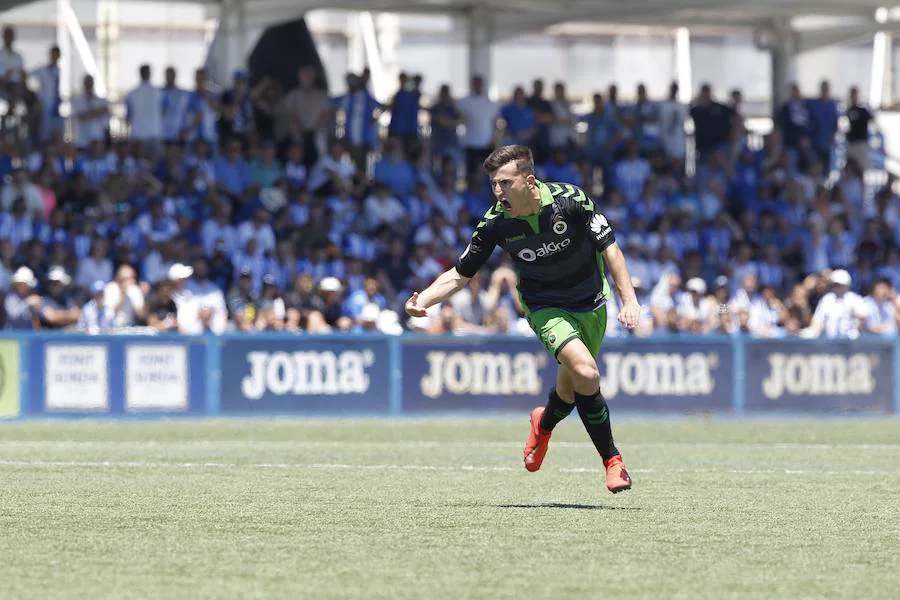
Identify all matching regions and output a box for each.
[0,441,896,450]
[0,459,894,476]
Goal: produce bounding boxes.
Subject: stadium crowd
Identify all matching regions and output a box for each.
[0,26,898,339]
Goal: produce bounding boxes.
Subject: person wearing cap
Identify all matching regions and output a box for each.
[226,266,259,333]
[40,265,80,329]
[3,266,42,329]
[318,276,351,331]
[353,302,382,333]
[803,269,867,338]
[676,277,713,334]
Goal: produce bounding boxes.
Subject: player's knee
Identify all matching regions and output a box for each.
[571,362,600,391]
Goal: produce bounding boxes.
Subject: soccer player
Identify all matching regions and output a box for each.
[405,144,639,493]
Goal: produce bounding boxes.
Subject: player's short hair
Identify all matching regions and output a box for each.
[483,145,535,176]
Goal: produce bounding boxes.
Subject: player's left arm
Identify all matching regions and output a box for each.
[576,194,640,329]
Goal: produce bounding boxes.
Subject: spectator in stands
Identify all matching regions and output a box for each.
[187,257,228,334]
[864,278,896,335]
[803,269,866,338]
[845,86,874,173]
[778,83,811,167]
[214,138,252,201]
[650,271,681,332]
[104,264,146,328]
[160,66,188,146]
[807,79,838,172]
[540,147,581,187]
[626,83,660,155]
[332,72,382,173]
[677,277,713,334]
[526,78,553,164]
[40,265,80,329]
[373,137,416,197]
[0,25,24,131]
[658,82,687,164]
[217,70,253,145]
[501,86,535,147]
[126,64,162,150]
[581,92,620,182]
[70,74,108,151]
[547,82,573,155]
[308,139,356,196]
[227,267,258,332]
[457,75,499,177]
[31,45,61,143]
[182,68,218,144]
[690,83,731,160]
[74,238,112,291]
[429,84,462,171]
[145,278,178,332]
[282,66,330,167]
[615,139,651,205]
[388,72,422,151]
[77,280,112,334]
[1,168,43,217]
[4,266,41,329]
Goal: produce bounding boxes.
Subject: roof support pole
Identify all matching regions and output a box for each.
[755,18,797,113]
[870,7,889,109]
[674,26,692,103]
[466,8,494,92]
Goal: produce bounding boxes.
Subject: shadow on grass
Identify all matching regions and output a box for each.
[495,503,641,511]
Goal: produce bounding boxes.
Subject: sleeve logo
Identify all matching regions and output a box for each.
[552,220,568,235]
[590,214,610,238]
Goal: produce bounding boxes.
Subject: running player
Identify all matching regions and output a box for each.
[405,144,639,493]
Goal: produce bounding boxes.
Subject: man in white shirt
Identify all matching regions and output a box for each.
[103,264,146,328]
[804,269,867,338]
[236,207,276,259]
[308,139,356,194]
[126,64,162,149]
[0,26,24,126]
[658,81,687,161]
[0,167,44,217]
[185,258,228,334]
[30,45,62,142]
[456,75,499,177]
[70,75,109,150]
[864,278,896,335]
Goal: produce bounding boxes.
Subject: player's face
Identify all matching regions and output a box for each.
[490,161,534,215]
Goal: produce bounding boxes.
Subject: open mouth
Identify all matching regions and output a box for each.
[500,198,512,210]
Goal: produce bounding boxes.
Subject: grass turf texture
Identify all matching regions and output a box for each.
[1,418,898,599]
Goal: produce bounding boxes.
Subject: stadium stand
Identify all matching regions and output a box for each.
[0,23,896,339]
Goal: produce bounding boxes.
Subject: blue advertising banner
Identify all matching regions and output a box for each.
[598,338,734,412]
[402,337,554,412]
[219,336,392,414]
[24,336,207,416]
[744,339,894,413]
[401,337,733,413]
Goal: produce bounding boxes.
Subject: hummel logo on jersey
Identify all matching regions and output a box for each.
[517,238,571,262]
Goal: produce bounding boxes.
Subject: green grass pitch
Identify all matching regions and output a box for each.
[0,417,898,599]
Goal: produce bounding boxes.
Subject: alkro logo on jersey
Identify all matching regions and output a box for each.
[517,238,572,262]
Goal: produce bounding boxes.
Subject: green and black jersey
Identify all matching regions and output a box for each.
[456,180,616,313]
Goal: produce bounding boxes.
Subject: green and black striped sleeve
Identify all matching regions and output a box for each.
[567,187,616,253]
[456,203,501,278]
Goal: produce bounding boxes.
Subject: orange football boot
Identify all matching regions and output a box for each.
[603,455,632,493]
[523,407,552,472]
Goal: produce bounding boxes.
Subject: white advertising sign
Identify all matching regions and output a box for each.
[45,345,109,411]
[125,345,188,411]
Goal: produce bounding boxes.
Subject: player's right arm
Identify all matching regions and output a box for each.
[405,213,499,317]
